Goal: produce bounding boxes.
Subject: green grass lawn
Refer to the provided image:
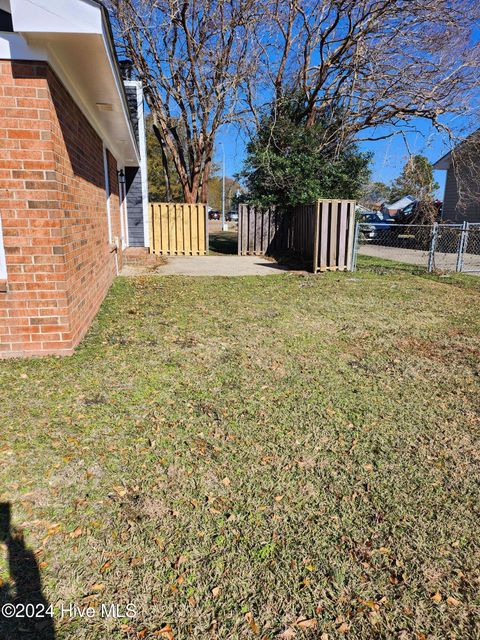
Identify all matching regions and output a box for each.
[1,262,479,639]
[209,231,238,255]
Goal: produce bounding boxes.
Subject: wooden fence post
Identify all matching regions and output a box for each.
[345,203,355,271]
[313,200,321,273]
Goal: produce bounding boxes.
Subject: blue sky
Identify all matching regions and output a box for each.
[214,23,480,201]
[214,118,453,199]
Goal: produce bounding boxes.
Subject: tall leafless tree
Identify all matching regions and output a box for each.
[109,0,480,204]
[108,0,259,203]
[248,0,480,157]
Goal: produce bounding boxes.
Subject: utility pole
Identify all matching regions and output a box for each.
[219,141,227,231]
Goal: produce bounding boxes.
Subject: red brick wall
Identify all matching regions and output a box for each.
[0,60,123,358]
[107,149,123,272]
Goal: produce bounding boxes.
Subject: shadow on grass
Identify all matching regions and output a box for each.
[0,503,55,640]
[209,232,238,255]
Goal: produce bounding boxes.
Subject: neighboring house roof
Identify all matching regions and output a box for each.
[383,195,415,210]
[3,0,139,165]
[433,129,480,171]
[433,149,453,171]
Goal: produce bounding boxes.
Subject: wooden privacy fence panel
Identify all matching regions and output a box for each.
[238,205,290,255]
[314,200,356,273]
[149,203,207,255]
[290,204,317,258]
[238,200,356,272]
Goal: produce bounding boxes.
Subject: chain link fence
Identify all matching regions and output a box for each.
[461,224,480,273]
[353,222,480,273]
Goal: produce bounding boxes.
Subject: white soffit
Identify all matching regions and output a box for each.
[7,0,139,165]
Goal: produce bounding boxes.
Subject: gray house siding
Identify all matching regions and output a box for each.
[435,133,480,224]
[442,166,480,224]
[123,82,147,246]
[125,166,145,246]
[442,167,459,222]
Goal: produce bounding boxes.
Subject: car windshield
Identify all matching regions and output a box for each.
[363,214,388,223]
[401,203,415,215]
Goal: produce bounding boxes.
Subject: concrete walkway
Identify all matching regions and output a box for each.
[122,255,301,277]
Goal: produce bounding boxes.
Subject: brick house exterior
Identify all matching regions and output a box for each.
[0,0,148,358]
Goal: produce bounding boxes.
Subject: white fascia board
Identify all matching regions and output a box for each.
[10,0,102,34]
[100,21,140,166]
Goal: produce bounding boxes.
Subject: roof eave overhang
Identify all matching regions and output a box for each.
[9,0,139,166]
[433,151,452,171]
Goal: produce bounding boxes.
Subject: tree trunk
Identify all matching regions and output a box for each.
[199,143,213,204]
[199,161,211,204]
[158,139,172,202]
[151,109,213,204]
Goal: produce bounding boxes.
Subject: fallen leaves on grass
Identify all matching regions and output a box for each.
[100,561,112,574]
[153,625,175,639]
[296,617,317,630]
[245,612,259,634]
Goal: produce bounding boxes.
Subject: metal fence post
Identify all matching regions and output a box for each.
[456,221,468,272]
[352,222,360,271]
[428,223,438,273]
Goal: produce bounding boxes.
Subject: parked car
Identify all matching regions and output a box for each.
[226,211,239,222]
[390,200,443,249]
[394,200,442,225]
[359,212,395,242]
[209,210,220,220]
[360,212,391,224]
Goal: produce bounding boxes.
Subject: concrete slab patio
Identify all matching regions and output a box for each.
[121,255,303,277]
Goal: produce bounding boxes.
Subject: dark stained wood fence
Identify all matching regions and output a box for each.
[238,206,290,256]
[238,200,356,272]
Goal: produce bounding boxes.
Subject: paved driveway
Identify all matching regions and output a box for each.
[122,255,302,277]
